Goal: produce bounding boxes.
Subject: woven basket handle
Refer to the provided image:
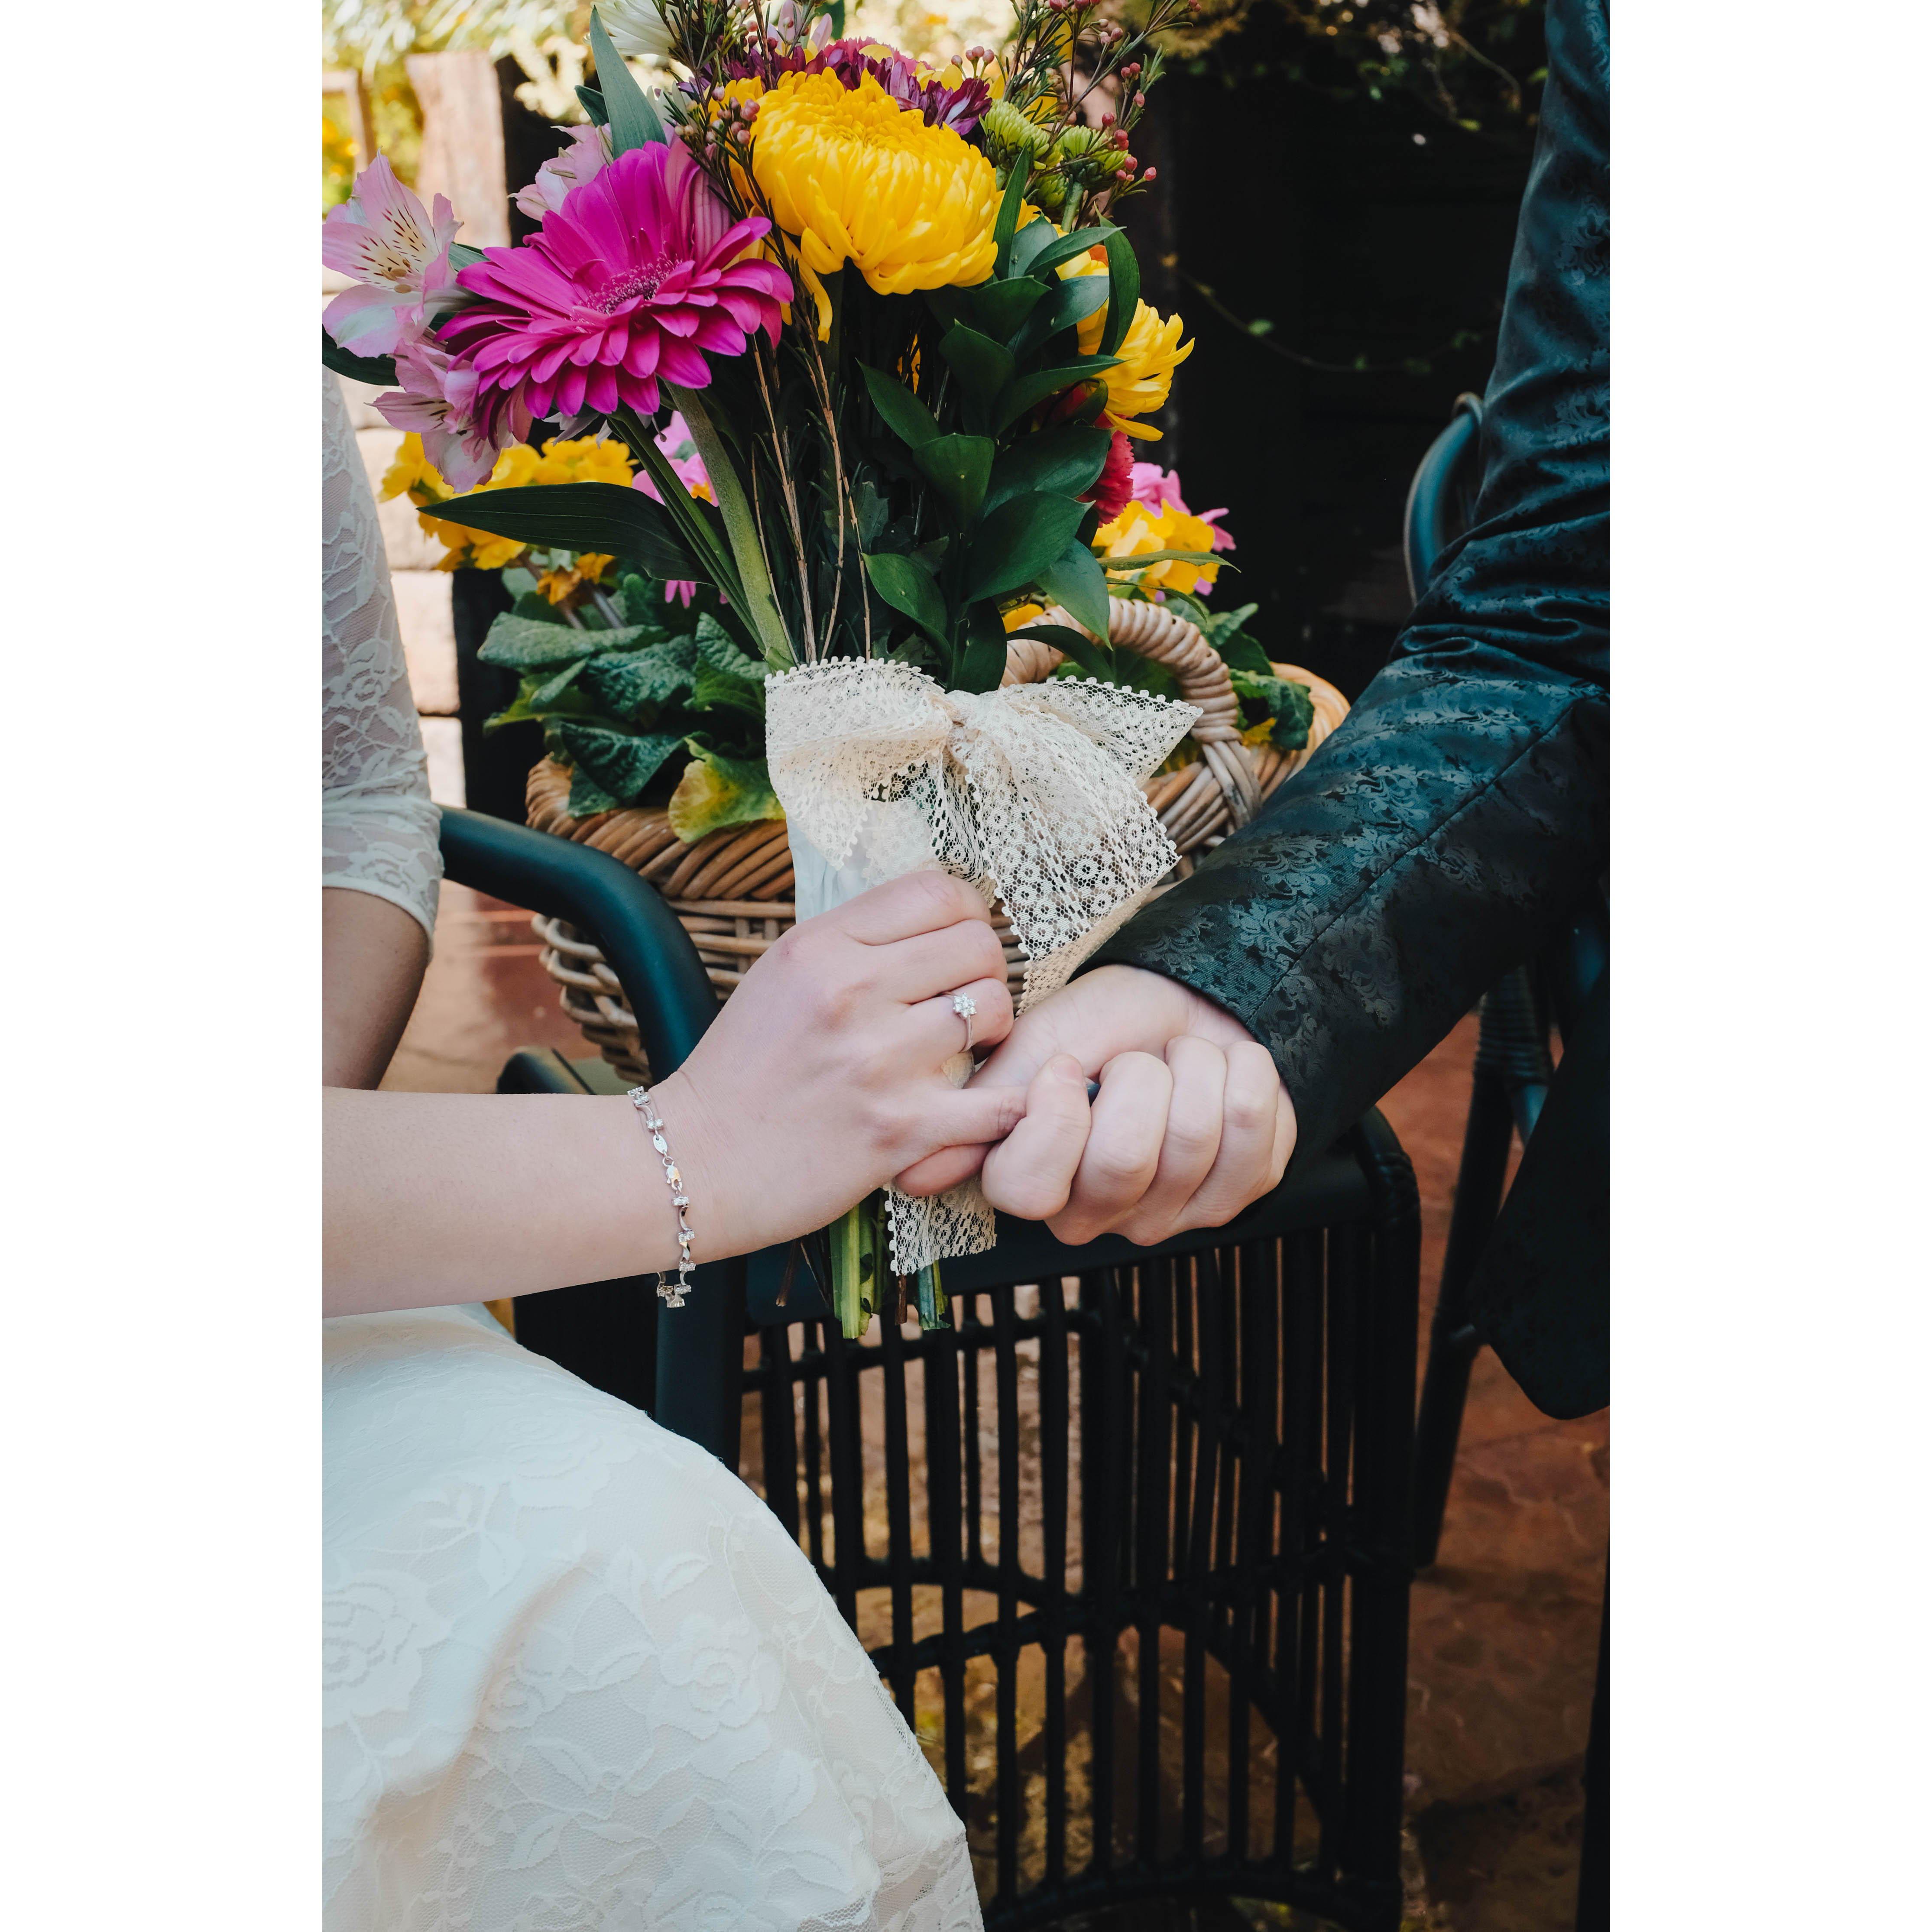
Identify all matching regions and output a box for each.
[1001,596,1264,827]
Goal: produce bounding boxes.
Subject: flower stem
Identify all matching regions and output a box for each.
[668,385,795,672]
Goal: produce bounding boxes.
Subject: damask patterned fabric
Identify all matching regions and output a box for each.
[324,1305,981,1930]
[324,369,443,942]
[1094,0,1609,1201]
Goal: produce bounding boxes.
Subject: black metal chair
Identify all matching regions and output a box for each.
[439,805,1423,1932]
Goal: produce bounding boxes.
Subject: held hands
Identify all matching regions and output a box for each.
[652,872,1028,1258]
[894,964,1297,1247]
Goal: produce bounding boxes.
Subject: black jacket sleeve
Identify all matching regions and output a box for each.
[1089,0,1609,1162]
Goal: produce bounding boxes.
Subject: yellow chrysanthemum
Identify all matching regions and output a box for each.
[1056,241,1110,354]
[1092,498,1224,596]
[752,71,999,336]
[1100,301,1193,441]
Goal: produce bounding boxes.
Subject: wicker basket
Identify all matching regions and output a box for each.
[526,599,1349,1086]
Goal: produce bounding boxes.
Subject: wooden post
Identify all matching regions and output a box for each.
[405,49,511,247]
[321,68,373,171]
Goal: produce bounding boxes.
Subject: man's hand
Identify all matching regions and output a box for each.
[893,964,1296,1247]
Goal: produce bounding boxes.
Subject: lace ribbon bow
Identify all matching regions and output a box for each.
[766,655,1201,1274]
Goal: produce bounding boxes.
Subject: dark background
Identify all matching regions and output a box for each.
[1132,5,1544,698]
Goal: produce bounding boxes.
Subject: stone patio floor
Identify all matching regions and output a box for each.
[383,882,1609,1930]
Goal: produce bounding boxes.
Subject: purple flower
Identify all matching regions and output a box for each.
[374,340,506,492]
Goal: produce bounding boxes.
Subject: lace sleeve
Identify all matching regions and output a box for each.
[323,368,442,942]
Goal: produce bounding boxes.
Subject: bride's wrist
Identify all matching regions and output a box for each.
[640,1069,742,1269]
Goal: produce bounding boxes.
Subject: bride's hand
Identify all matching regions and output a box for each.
[651,871,1034,1256]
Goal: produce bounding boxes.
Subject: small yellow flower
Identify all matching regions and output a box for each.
[380,432,447,506]
[1100,302,1193,441]
[1002,600,1047,633]
[1092,499,1224,596]
[752,71,999,336]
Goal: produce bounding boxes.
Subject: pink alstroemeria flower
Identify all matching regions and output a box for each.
[323,156,460,357]
[1128,462,1237,552]
[441,140,791,444]
[376,341,510,492]
[513,123,613,222]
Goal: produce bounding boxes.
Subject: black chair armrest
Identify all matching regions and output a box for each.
[438,807,720,1076]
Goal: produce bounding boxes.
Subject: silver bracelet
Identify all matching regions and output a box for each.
[628,1086,694,1307]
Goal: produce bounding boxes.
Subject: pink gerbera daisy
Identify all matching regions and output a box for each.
[440,141,791,441]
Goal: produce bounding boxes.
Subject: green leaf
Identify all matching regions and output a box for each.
[913,434,995,525]
[694,612,768,684]
[321,330,396,388]
[1036,540,1112,638]
[588,7,666,152]
[1015,621,1113,681]
[858,363,939,450]
[1008,214,1061,277]
[963,277,1048,344]
[575,84,608,127]
[530,660,587,707]
[963,494,1092,603]
[1011,272,1111,360]
[991,160,1031,276]
[863,551,949,644]
[1098,548,1229,573]
[434,482,701,583]
[994,357,1120,432]
[1231,670,1314,749]
[568,765,624,817]
[1099,227,1141,357]
[479,613,645,670]
[953,602,1008,694]
[578,639,696,717]
[558,720,685,805]
[509,590,566,624]
[690,661,766,720]
[984,426,1110,512]
[939,325,1017,415]
[1026,227,1115,276]
[668,738,782,841]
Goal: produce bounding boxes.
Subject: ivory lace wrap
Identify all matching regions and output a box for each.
[767,656,1200,1274]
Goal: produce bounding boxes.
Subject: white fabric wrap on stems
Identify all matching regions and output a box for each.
[767,655,1201,1276]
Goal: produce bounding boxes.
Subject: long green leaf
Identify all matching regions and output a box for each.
[1011,273,1111,361]
[1036,541,1113,638]
[953,601,1008,694]
[1099,226,1141,357]
[436,481,700,582]
[1015,621,1113,681]
[939,325,1017,411]
[1027,227,1115,276]
[858,363,939,449]
[991,162,1031,276]
[963,494,1092,603]
[575,84,608,126]
[669,386,794,670]
[588,8,666,151]
[994,357,1120,432]
[913,434,995,525]
[1099,548,1231,572]
[322,330,396,388]
[863,552,950,644]
[1008,214,1061,276]
[983,426,1110,513]
[964,276,1048,344]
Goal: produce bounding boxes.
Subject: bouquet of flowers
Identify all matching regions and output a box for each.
[324,0,1316,1334]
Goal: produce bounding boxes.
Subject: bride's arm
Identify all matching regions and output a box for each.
[324,888,429,1089]
[327,872,1041,1316]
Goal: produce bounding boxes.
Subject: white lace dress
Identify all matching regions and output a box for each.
[322,374,980,1932]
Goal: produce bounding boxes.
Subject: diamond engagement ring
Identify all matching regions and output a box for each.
[951,991,978,1052]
